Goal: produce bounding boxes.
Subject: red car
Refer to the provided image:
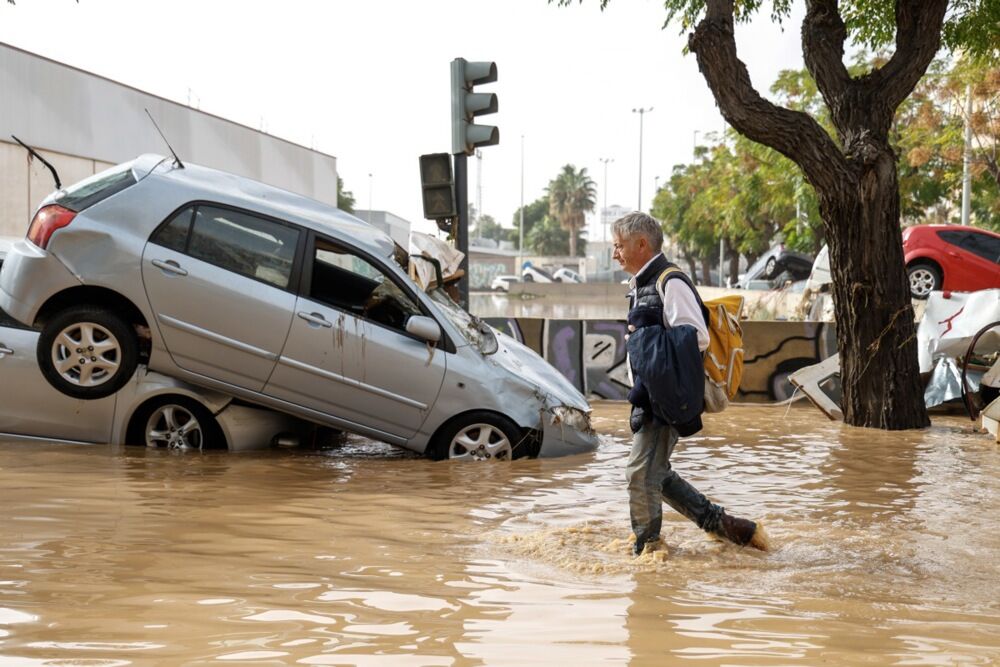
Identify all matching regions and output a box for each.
[903,224,1000,298]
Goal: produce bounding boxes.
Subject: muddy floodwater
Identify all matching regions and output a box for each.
[2,403,1000,665]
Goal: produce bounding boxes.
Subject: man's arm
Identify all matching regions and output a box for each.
[662,279,709,352]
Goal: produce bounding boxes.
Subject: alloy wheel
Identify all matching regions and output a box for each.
[909,268,937,297]
[50,322,121,388]
[145,404,204,450]
[448,423,513,461]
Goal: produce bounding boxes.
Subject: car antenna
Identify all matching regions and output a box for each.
[10,135,61,189]
[144,108,185,169]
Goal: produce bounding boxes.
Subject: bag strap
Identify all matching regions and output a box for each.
[656,266,710,326]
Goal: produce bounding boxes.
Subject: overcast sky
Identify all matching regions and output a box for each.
[0,0,806,238]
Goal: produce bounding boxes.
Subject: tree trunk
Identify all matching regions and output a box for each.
[820,148,930,429]
[728,250,740,287]
[686,0,944,430]
[682,252,698,282]
[568,224,578,258]
[700,257,712,286]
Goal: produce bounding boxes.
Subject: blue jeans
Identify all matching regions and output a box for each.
[626,415,724,545]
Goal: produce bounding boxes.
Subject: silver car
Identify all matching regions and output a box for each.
[0,156,597,460]
[0,239,311,451]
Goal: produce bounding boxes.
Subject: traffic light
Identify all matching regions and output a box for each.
[451,58,498,155]
[419,153,456,231]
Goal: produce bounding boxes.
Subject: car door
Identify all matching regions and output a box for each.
[956,230,1000,291]
[141,204,302,392]
[264,234,446,439]
[0,308,115,442]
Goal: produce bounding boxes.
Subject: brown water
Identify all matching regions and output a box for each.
[2,403,999,666]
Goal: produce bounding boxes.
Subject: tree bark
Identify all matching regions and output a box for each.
[687,0,945,429]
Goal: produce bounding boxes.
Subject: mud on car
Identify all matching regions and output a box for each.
[0,156,597,460]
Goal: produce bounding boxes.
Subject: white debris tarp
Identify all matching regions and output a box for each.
[916,289,1000,373]
[408,232,465,291]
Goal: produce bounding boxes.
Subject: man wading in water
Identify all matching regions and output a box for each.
[613,212,768,556]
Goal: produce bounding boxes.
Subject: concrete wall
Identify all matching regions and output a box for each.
[1,43,337,235]
[483,316,837,403]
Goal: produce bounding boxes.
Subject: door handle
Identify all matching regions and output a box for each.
[151,259,188,276]
[0,344,13,357]
[297,311,333,328]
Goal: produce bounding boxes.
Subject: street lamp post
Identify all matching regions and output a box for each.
[518,134,525,274]
[632,107,653,211]
[367,172,373,225]
[599,157,614,271]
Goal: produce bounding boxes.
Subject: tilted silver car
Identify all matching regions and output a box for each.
[0,156,597,460]
[0,238,312,451]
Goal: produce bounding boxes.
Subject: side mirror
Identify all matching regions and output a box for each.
[405,315,441,343]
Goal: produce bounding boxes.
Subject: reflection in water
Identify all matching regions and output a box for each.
[1,404,999,664]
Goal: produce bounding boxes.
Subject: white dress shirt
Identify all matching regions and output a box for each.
[629,254,710,352]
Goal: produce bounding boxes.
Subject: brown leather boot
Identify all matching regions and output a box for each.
[716,512,769,551]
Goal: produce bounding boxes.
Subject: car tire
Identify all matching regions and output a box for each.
[907,262,941,299]
[523,274,534,282]
[430,411,525,462]
[764,257,777,279]
[553,276,562,282]
[128,396,226,450]
[37,305,139,400]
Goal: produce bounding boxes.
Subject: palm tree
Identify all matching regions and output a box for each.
[547,164,596,257]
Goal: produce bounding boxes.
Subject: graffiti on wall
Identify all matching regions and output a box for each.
[484,317,837,402]
[470,262,510,289]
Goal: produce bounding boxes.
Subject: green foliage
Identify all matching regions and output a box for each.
[337,177,355,214]
[525,215,588,256]
[547,164,597,256]
[511,196,549,248]
[552,1,998,61]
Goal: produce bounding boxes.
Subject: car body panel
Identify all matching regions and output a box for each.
[141,243,298,391]
[264,294,447,439]
[903,225,1000,293]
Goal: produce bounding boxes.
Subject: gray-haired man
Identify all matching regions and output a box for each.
[612,212,767,556]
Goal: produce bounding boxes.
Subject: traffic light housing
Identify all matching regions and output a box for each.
[451,58,499,155]
[419,153,456,231]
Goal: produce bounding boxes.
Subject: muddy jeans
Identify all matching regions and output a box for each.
[626,415,724,546]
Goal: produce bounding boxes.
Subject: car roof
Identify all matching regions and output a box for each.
[142,155,396,259]
[907,224,1000,238]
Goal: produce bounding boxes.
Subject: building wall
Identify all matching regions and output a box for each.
[483,317,837,403]
[0,43,337,236]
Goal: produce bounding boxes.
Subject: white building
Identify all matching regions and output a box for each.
[0,42,339,238]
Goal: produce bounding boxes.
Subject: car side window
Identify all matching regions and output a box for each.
[186,206,300,289]
[959,232,1000,265]
[149,206,195,253]
[308,238,422,333]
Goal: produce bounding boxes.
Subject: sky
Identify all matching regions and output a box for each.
[0,0,806,239]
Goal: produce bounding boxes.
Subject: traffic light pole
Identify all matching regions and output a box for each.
[454,152,469,310]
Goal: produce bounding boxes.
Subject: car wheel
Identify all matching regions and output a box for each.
[764,257,777,279]
[907,263,941,299]
[523,274,534,282]
[553,276,562,282]
[432,412,524,461]
[37,305,139,400]
[132,396,225,450]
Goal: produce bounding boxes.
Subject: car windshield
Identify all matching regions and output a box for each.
[427,288,498,355]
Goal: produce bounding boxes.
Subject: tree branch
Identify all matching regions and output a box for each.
[689,0,850,194]
[802,1,851,114]
[873,0,948,113]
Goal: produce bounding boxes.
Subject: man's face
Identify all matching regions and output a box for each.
[613,233,652,276]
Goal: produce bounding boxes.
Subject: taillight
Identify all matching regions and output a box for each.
[27,205,76,249]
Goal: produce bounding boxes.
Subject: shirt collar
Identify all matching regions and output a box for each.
[628,253,662,289]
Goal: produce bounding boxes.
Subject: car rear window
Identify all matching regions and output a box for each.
[52,164,137,212]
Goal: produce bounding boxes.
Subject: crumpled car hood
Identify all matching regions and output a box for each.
[490,330,590,413]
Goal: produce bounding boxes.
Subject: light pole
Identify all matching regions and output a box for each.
[961,84,973,226]
[367,172,373,225]
[599,157,614,271]
[632,107,653,211]
[518,134,525,273]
